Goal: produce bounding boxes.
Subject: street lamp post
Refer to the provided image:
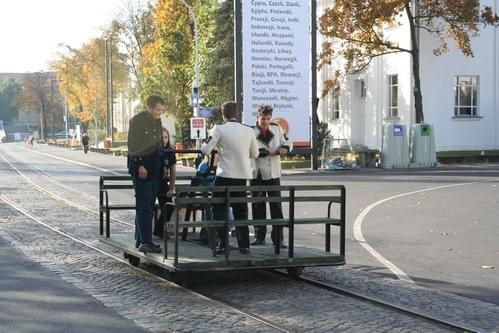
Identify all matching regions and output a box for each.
[105,36,114,147]
[180,0,200,117]
[64,87,68,142]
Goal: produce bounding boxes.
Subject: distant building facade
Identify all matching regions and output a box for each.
[317,0,499,152]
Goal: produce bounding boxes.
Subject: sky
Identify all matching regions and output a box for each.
[0,0,128,73]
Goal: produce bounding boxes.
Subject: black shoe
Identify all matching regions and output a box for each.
[138,243,161,253]
[251,239,265,246]
[136,241,160,249]
[216,245,237,254]
[239,247,250,254]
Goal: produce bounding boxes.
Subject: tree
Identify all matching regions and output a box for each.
[140,0,216,145]
[15,72,62,140]
[113,0,156,95]
[203,0,234,124]
[51,37,129,132]
[319,0,499,123]
[0,79,22,122]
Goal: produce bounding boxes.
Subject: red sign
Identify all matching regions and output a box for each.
[191,118,205,128]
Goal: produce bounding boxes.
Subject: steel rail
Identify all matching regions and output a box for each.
[276,271,480,333]
[0,152,133,227]
[0,193,292,333]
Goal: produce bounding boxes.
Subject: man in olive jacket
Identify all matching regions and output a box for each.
[127,95,165,253]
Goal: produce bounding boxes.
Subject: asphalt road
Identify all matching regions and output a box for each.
[1,142,498,306]
[0,233,149,333]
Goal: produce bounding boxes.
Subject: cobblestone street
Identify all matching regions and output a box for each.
[1,144,499,332]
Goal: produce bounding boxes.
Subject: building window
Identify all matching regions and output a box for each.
[387,74,398,117]
[454,76,479,116]
[329,91,340,121]
[360,79,366,98]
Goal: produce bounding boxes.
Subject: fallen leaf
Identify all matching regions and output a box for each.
[481,265,495,270]
[447,248,453,251]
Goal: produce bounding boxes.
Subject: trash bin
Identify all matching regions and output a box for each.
[381,124,409,168]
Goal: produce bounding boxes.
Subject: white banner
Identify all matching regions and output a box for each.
[242,1,311,142]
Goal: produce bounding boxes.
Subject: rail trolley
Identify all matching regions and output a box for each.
[99,151,346,283]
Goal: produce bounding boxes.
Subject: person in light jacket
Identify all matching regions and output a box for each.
[201,101,259,254]
[250,105,293,248]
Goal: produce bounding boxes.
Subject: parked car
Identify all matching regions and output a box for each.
[53,131,72,139]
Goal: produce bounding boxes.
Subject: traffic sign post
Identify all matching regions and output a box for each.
[190,117,206,141]
[191,90,199,117]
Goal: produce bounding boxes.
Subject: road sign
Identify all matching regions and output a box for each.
[191,92,199,108]
[199,107,213,118]
[190,117,206,139]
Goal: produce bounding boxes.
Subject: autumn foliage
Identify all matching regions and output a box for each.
[319,0,499,123]
[51,38,128,128]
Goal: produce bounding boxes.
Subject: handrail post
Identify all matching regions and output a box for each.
[326,201,333,252]
[224,188,230,264]
[203,190,217,257]
[99,177,104,236]
[105,190,110,238]
[288,187,295,258]
[174,202,179,267]
[340,186,346,256]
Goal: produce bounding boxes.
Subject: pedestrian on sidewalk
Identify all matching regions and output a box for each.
[82,133,89,154]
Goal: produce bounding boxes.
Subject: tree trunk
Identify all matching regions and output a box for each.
[405,1,424,123]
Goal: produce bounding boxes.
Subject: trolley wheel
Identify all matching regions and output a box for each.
[126,253,140,267]
[287,267,304,278]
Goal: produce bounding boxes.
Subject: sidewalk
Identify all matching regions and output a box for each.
[22,142,499,177]
[0,235,149,333]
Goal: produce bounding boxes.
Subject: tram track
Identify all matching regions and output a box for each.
[0,150,134,228]
[276,271,479,332]
[1,186,450,333]
[0,149,293,332]
[0,146,491,331]
[0,194,293,333]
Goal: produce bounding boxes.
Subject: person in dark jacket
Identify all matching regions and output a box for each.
[153,127,176,238]
[127,95,165,253]
[82,133,89,154]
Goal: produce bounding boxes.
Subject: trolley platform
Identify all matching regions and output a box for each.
[99,175,346,278]
[101,233,344,271]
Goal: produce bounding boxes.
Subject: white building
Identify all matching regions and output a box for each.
[317,0,499,153]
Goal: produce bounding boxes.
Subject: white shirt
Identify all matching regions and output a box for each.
[201,121,259,179]
[252,123,293,180]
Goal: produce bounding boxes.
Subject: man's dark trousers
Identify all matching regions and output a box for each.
[251,177,284,244]
[132,163,160,245]
[212,177,249,249]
